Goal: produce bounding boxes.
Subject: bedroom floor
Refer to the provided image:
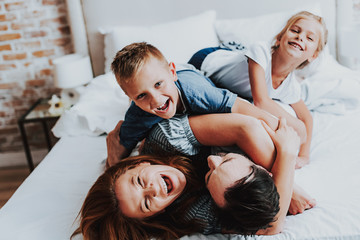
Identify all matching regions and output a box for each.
[0,165,29,209]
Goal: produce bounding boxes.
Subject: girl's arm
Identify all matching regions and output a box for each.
[257,118,299,235]
[290,100,313,168]
[248,59,306,143]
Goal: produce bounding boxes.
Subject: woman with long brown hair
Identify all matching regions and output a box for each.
[71,154,210,240]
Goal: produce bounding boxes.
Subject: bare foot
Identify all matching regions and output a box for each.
[289,184,316,215]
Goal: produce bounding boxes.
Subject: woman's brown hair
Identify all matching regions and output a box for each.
[71,154,202,240]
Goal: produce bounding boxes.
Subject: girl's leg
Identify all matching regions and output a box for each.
[188,47,222,70]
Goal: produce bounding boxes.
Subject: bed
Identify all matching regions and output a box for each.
[1,0,360,239]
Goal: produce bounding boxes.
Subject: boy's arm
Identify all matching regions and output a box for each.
[247,59,307,143]
[290,100,313,168]
[189,113,276,170]
[106,120,131,168]
[257,118,299,235]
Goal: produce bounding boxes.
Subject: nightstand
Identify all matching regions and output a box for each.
[18,98,61,172]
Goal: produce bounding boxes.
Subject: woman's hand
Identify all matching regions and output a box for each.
[106,120,129,168]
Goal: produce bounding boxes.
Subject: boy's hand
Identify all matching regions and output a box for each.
[106,120,127,168]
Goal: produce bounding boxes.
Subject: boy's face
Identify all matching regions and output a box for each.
[122,58,180,119]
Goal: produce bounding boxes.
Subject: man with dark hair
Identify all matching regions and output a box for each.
[217,166,280,235]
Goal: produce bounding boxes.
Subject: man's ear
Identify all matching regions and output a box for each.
[169,62,177,81]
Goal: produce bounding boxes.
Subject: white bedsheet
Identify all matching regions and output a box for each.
[185,110,360,240]
[1,111,360,240]
[0,135,107,240]
[300,56,360,115]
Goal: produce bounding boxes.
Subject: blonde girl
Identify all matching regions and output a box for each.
[188,11,328,168]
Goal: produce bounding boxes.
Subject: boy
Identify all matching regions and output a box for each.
[107,42,297,167]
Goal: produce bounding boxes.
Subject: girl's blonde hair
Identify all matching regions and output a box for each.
[71,154,203,240]
[272,11,328,69]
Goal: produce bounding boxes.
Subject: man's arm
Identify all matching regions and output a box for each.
[106,120,131,168]
[257,118,299,235]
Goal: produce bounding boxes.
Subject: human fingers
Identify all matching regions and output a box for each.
[278,117,287,129]
[115,120,124,131]
[261,120,276,138]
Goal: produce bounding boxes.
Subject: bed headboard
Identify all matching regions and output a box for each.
[68,0,337,77]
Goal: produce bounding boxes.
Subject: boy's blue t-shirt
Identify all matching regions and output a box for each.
[120,69,237,150]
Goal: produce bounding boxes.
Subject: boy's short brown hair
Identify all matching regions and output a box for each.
[111,42,168,87]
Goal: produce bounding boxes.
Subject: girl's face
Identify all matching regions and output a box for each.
[279,18,321,63]
[115,162,186,219]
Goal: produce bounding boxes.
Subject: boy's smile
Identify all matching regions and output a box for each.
[122,58,180,119]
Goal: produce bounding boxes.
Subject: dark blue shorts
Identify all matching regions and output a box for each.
[187,47,222,70]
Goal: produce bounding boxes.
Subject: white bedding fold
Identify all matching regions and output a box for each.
[300,57,360,114]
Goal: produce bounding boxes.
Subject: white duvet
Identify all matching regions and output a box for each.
[185,109,360,240]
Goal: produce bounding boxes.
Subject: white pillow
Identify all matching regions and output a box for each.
[215,10,293,48]
[100,10,219,73]
[215,5,329,79]
[52,72,130,137]
[215,6,322,48]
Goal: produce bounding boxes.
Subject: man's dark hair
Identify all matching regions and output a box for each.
[216,165,280,235]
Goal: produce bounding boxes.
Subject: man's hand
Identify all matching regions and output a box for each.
[106,120,129,168]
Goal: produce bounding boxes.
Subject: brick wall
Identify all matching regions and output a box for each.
[0,0,73,153]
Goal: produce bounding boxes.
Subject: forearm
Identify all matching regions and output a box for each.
[259,149,296,235]
[232,98,278,131]
[298,113,313,158]
[254,99,306,143]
